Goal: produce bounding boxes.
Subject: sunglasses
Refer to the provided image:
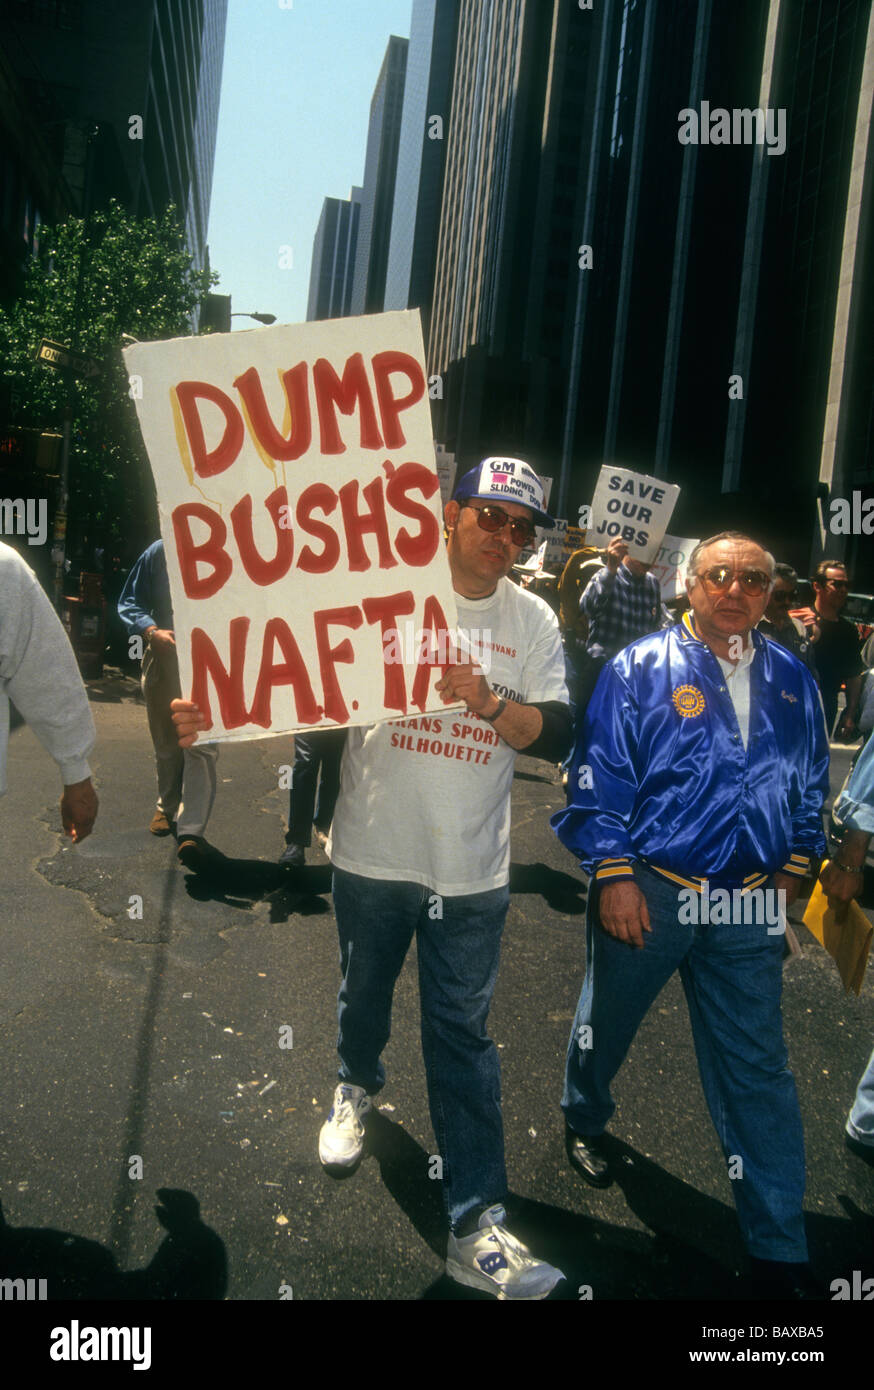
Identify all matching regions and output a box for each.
[458,502,537,547]
[825,579,849,590]
[697,565,771,596]
[771,592,795,605]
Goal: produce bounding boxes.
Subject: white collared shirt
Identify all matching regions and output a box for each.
[716,641,755,749]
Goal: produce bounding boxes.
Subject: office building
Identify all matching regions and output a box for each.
[0,0,228,274]
[428,0,599,484]
[428,0,874,587]
[383,0,458,341]
[307,187,363,321]
[350,35,408,316]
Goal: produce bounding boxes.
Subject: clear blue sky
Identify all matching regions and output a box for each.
[207,0,413,328]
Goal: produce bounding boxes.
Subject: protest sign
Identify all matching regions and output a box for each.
[563,524,586,560]
[650,534,700,598]
[123,311,459,742]
[434,443,457,506]
[517,519,567,569]
[588,465,680,563]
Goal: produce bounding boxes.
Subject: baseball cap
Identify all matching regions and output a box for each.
[452,457,554,528]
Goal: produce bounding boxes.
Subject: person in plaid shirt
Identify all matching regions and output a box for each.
[579,537,667,663]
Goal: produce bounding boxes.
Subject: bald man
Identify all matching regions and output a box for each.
[553,531,829,1298]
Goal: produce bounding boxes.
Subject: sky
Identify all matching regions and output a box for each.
[207,0,414,328]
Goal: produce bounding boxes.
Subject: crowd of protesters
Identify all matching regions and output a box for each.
[1,451,873,1300]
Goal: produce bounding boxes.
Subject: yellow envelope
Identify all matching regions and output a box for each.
[802,873,873,995]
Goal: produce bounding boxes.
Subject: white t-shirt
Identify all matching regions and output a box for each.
[328,579,568,895]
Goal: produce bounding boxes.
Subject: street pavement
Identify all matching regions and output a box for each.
[0,669,872,1311]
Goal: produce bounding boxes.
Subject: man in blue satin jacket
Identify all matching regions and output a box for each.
[552,531,830,1298]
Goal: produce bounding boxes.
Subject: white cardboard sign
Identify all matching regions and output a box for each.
[517,519,567,569]
[434,443,457,506]
[123,311,459,742]
[650,534,700,599]
[588,465,680,563]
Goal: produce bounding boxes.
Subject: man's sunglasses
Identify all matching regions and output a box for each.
[458,502,537,547]
[771,591,795,605]
[825,579,849,590]
[697,565,772,596]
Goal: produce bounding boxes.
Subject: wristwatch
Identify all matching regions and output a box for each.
[482,696,507,722]
[830,858,864,875]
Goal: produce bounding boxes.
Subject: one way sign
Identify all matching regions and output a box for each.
[35,338,101,380]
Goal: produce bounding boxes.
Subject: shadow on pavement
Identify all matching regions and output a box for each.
[611,1135,874,1295]
[366,1112,733,1300]
[180,857,333,921]
[509,861,587,914]
[181,856,581,920]
[367,1116,871,1300]
[0,1189,226,1299]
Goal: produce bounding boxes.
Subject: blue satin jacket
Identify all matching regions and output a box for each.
[552,612,829,888]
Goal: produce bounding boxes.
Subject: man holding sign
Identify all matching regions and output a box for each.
[579,537,667,664]
[175,457,571,1298]
[323,457,572,1299]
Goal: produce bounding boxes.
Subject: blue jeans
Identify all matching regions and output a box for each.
[847,1043,874,1146]
[331,868,510,1229]
[563,863,807,1262]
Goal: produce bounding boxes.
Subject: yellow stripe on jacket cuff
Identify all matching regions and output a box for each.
[595,859,635,882]
[779,854,810,878]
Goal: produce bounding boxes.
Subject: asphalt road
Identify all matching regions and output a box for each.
[1,670,872,1320]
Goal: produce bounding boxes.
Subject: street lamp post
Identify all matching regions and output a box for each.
[231,312,277,325]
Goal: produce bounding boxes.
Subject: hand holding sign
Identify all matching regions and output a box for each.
[603,537,628,572]
[170,698,208,747]
[435,653,491,714]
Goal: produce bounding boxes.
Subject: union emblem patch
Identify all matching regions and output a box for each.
[672,684,706,718]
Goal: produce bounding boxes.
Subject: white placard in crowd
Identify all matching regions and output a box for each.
[517,518,567,570]
[650,534,700,598]
[123,311,459,742]
[588,465,680,564]
[434,443,457,506]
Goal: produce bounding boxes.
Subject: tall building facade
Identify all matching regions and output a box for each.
[0,0,228,274]
[184,0,229,268]
[782,0,874,584]
[556,0,874,582]
[428,0,598,483]
[307,187,363,320]
[383,0,459,340]
[428,0,874,584]
[350,35,408,316]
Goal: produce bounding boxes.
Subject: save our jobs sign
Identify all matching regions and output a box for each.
[587,464,680,564]
[123,310,460,741]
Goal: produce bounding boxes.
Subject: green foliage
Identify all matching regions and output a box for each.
[0,199,217,557]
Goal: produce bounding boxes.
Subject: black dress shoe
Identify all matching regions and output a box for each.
[565,1125,612,1188]
[747,1258,822,1300]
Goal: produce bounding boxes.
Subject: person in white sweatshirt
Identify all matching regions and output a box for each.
[0,542,98,839]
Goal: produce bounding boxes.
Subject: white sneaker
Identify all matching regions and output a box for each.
[318,1083,372,1169]
[445,1203,565,1300]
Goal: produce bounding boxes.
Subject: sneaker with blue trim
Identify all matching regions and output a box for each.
[445,1204,565,1300]
[318,1084,372,1170]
